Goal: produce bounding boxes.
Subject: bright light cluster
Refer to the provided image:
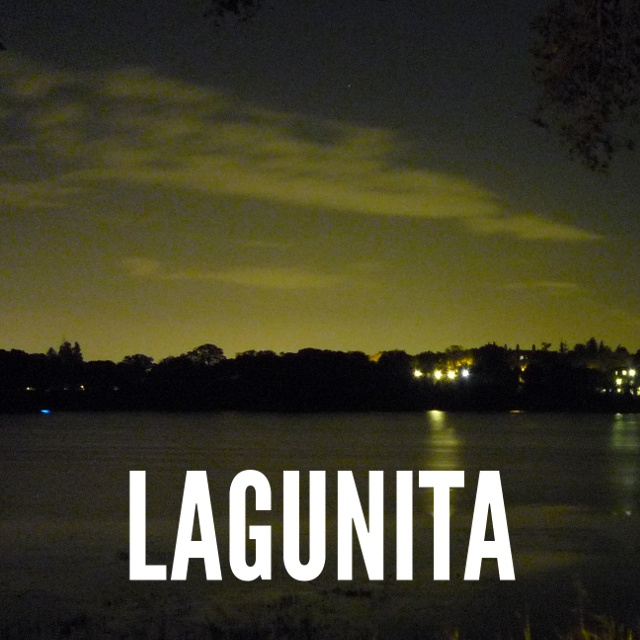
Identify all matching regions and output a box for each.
[611,368,640,396]
[432,368,470,381]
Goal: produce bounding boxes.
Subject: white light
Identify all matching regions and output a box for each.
[622,370,628,376]
[629,369,637,377]
[413,369,424,378]
[447,370,456,380]
[433,370,443,380]
[461,368,470,378]
[616,378,623,386]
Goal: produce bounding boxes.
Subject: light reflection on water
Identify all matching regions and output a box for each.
[610,413,640,516]
[423,410,462,470]
[1,411,640,638]
[1,411,639,523]
[1,411,639,587]
[421,410,464,518]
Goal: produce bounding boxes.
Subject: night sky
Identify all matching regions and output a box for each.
[1,0,639,362]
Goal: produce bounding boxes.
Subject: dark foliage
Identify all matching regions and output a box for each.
[531,0,640,169]
[1,338,639,412]
[204,0,263,25]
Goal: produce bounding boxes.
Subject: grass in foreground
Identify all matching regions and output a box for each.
[1,587,638,639]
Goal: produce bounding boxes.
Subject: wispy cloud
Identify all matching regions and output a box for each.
[238,239,292,251]
[0,55,601,242]
[120,257,349,290]
[121,257,163,278]
[0,56,77,99]
[101,68,212,103]
[499,280,586,295]
[1,179,79,208]
[465,214,600,242]
[200,266,344,290]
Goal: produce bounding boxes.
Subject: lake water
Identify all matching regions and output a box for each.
[1,411,639,638]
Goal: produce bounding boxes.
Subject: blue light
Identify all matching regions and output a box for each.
[40,409,51,415]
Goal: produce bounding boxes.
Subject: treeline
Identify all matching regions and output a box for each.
[0,338,639,412]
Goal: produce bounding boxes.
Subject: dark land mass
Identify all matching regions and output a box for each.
[1,338,639,413]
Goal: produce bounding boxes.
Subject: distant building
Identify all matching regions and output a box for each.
[606,368,639,395]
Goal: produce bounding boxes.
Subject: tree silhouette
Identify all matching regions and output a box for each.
[204,0,262,25]
[184,343,226,366]
[531,0,640,169]
[120,353,154,371]
[58,340,83,364]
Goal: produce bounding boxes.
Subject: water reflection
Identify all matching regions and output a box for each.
[423,410,463,470]
[421,410,465,518]
[609,413,640,516]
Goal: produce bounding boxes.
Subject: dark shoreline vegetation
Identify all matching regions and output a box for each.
[1,578,639,640]
[1,338,640,413]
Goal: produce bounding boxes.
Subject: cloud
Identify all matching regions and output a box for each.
[500,280,586,295]
[120,257,347,290]
[0,179,79,208]
[197,266,344,290]
[465,214,602,242]
[238,239,292,250]
[100,68,212,103]
[121,257,163,277]
[0,55,600,242]
[0,56,77,99]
